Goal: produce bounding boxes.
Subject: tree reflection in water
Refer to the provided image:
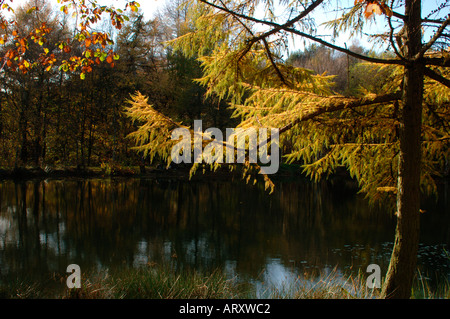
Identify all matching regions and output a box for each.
[0,177,449,290]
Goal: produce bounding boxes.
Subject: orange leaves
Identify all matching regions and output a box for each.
[16,37,28,55]
[2,49,31,74]
[60,5,69,15]
[0,18,55,74]
[89,33,111,48]
[4,50,16,69]
[2,28,30,73]
[126,1,140,13]
[0,0,135,78]
[42,53,57,72]
[18,59,31,73]
[365,2,383,18]
[354,0,393,19]
[53,23,117,78]
[78,32,112,51]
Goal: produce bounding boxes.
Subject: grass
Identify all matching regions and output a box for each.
[0,264,250,299]
[410,269,450,299]
[1,264,449,299]
[102,265,246,299]
[258,267,381,299]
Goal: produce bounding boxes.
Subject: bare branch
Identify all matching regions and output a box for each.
[423,56,450,67]
[199,0,405,66]
[423,18,447,24]
[414,14,450,60]
[388,14,406,61]
[261,38,289,86]
[217,0,288,86]
[424,67,450,89]
[284,27,405,65]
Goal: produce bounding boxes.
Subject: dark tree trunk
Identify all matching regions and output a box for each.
[382,0,424,299]
[18,110,28,166]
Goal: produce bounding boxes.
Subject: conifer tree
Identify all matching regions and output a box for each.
[125,0,449,298]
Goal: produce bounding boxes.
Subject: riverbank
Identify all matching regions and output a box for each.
[0,163,348,182]
[2,163,448,184]
[1,264,448,299]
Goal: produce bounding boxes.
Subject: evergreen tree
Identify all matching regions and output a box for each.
[126,0,450,298]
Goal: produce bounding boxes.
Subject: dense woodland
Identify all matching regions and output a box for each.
[0,0,449,300]
[0,0,234,169]
[0,0,399,171]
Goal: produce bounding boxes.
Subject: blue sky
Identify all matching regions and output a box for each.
[133,0,449,53]
[7,0,165,18]
[9,0,446,21]
[7,0,448,53]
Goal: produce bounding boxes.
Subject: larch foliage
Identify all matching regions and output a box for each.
[125,0,449,206]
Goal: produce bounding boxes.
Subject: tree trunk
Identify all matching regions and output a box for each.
[381,0,424,299]
[18,110,28,166]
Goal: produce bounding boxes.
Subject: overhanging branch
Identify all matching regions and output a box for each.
[414,15,450,60]
[278,92,402,135]
[255,92,402,149]
[424,67,450,88]
[198,0,405,66]
[284,27,405,65]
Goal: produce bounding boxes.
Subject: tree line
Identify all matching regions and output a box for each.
[0,0,233,169]
[2,0,449,298]
[0,0,401,171]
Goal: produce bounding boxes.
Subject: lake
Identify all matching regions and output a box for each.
[0,175,449,295]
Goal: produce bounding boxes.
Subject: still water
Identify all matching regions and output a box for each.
[0,176,449,294]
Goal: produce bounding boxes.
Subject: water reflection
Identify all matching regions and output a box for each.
[0,177,449,291]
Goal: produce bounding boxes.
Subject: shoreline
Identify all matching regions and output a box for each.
[0,164,358,192]
[0,163,317,181]
[1,165,447,190]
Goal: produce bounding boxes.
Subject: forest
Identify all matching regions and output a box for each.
[1,0,449,300]
[0,0,236,171]
[1,0,401,173]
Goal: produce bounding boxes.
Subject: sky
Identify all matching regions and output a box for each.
[6,0,448,54]
[8,0,445,20]
[8,0,166,18]
[119,0,447,54]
